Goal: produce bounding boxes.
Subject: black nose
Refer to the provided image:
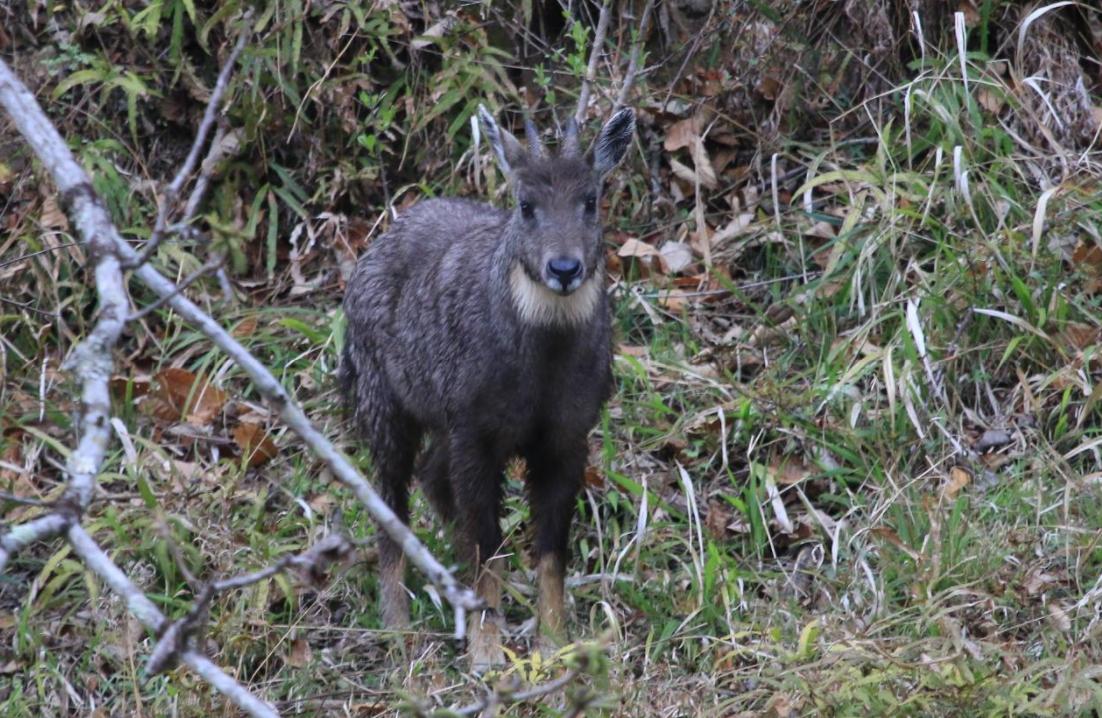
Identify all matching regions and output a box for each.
[547,257,582,285]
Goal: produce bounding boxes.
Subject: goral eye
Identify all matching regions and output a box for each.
[583,194,597,213]
[519,200,535,219]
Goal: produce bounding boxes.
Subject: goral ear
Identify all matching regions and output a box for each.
[592,108,635,177]
[478,105,527,179]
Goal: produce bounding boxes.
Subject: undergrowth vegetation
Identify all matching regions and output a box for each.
[3,1,1102,715]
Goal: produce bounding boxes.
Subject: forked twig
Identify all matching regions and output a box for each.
[127,24,249,270]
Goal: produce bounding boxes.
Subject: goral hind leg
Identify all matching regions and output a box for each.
[525,436,585,648]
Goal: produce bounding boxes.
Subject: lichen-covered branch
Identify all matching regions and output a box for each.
[0,52,479,624]
[0,55,279,718]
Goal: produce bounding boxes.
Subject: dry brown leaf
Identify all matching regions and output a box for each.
[286,637,312,668]
[977,87,1005,114]
[657,290,690,311]
[232,422,279,468]
[1072,240,1102,272]
[1059,322,1099,351]
[957,0,981,26]
[39,196,68,230]
[711,212,754,246]
[705,498,732,540]
[308,493,336,514]
[232,316,259,338]
[583,465,605,490]
[941,466,971,500]
[871,526,922,561]
[756,71,783,101]
[769,457,811,486]
[689,137,718,189]
[669,157,701,186]
[109,374,152,402]
[663,113,707,152]
[1048,603,1071,633]
[151,368,228,425]
[804,220,836,241]
[617,238,660,260]
[1023,569,1062,596]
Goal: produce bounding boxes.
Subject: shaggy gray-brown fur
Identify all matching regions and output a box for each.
[340,105,634,668]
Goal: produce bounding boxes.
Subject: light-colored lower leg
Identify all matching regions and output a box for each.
[380,551,410,629]
[467,555,505,672]
[536,553,567,644]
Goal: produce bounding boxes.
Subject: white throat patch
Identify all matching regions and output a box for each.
[509,263,601,327]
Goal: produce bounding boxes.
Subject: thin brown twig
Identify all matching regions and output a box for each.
[0,241,80,270]
[0,491,47,507]
[575,0,613,124]
[127,254,224,321]
[0,295,58,318]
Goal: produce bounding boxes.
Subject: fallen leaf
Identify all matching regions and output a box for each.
[232,422,279,468]
[711,212,754,246]
[689,137,718,189]
[705,499,731,540]
[1048,603,1071,632]
[1072,240,1102,272]
[232,316,259,338]
[151,368,228,425]
[1023,569,1062,596]
[617,238,660,260]
[617,344,649,357]
[663,112,707,152]
[583,465,605,490]
[669,157,701,186]
[769,457,811,486]
[941,466,971,500]
[658,241,694,274]
[39,196,68,230]
[1059,322,1099,351]
[308,493,336,514]
[976,87,1005,114]
[286,637,312,668]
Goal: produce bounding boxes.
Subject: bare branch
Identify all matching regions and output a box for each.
[574,0,613,125]
[0,52,479,630]
[0,55,280,717]
[613,0,656,114]
[0,241,80,270]
[0,491,48,507]
[0,295,59,318]
[128,25,249,270]
[68,525,279,718]
[0,22,479,713]
[0,513,70,574]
